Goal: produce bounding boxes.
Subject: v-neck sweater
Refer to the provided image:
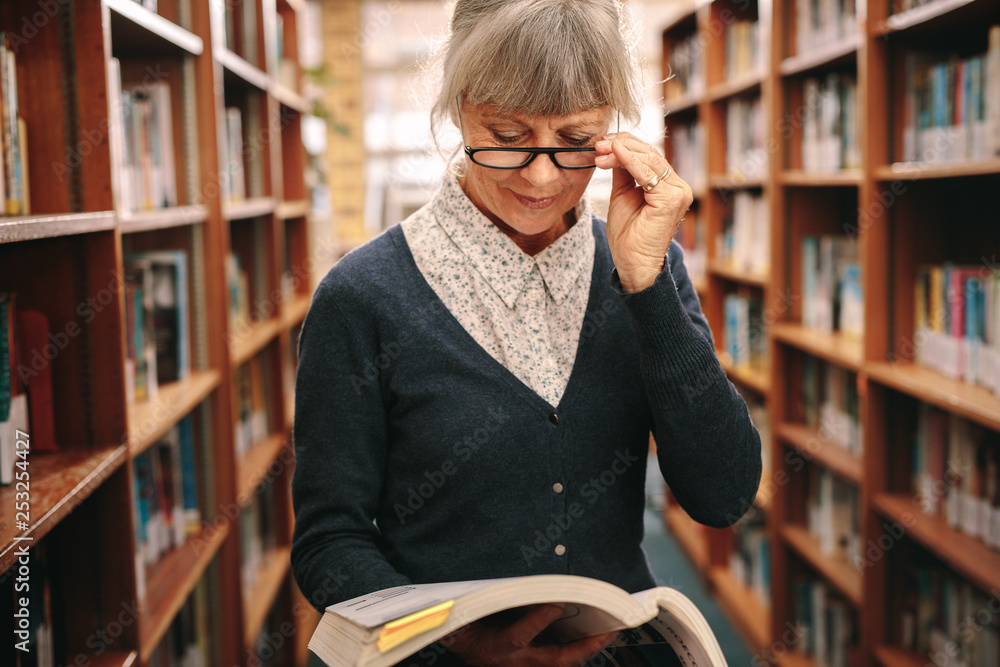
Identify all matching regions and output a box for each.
[290,219,762,611]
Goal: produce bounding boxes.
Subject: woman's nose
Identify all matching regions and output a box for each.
[519,152,561,187]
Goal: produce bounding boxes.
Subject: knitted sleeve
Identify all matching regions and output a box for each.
[612,240,762,528]
[290,274,412,611]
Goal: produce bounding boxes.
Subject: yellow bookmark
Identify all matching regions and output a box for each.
[377,600,455,653]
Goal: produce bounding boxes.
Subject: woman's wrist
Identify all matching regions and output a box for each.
[616,259,665,293]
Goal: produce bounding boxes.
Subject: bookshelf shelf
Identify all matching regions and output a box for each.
[237,434,289,505]
[779,36,859,76]
[0,211,117,244]
[692,278,708,295]
[272,83,309,114]
[127,369,222,455]
[664,91,703,115]
[876,0,981,35]
[779,170,863,187]
[781,525,862,606]
[0,445,127,573]
[90,652,139,667]
[118,205,210,234]
[216,48,271,91]
[871,493,1000,595]
[281,294,311,331]
[230,317,283,367]
[276,199,311,220]
[138,524,230,662]
[707,260,769,287]
[777,423,862,484]
[872,646,925,667]
[706,70,764,102]
[772,323,863,371]
[106,0,204,56]
[223,197,277,221]
[243,546,293,648]
[707,174,765,190]
[718,353,771,395]
[864,361,1000,432]
[708,566,771,652]
[755,485,772,512]
[778,651,817,667]
[664,505,710,573]
[873,159,1000,181]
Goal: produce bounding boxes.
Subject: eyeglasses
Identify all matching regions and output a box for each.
[456,99,599,170]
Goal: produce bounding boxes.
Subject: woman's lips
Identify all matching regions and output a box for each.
[512,192,557,209]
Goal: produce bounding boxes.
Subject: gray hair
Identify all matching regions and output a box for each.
[430,0,642,139]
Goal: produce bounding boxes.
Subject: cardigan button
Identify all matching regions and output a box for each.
[549,413,559,425]
[554,545,566,556]
[552,482,564,494]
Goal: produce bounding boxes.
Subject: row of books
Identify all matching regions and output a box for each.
[123,250,191,405]
[792,578,857,667]
[1,296,57,485]
[675,207,706,287]
[794,0,856,57]
[665,31,704,101]
[913,263,1000,399]
[233,353,273,461]
[717,190,769,277]
[901,29,1000,164]
[800,357,862,458]
[132,417,202,601]
[724,19,760,81]
[223,107,247,203]
[729,506,770,606]
[897,556,1000,667]
[724,292,768,370]
[667,119,705,195]
[224,0,260,67]
[241,481,278,600]
[148,578,212,667]
[0,32,30,216]
[910,403,1000,552]
[226,253,252,335]
[801,73,860,173]
[801,235,863,340]
[725,95,767,182]
[807,466,860,569]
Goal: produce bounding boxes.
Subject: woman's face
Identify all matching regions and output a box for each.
[457,101,612,240]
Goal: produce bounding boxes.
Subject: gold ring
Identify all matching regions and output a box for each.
[641,165,672,192]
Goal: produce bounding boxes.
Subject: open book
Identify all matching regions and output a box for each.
[308,574,728,667]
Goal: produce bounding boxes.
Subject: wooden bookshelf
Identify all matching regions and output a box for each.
[664,1,1000,665]
[0,1,315,664]
[708,566,771,652]
[664,504,710,573]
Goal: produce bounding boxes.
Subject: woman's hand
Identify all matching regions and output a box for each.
[441,604,618,666]
[595,133,694,293]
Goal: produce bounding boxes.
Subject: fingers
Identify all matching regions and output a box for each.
[505,604,565,649]
[596,133,685,199]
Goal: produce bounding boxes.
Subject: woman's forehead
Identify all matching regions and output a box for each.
[468,103,612,129]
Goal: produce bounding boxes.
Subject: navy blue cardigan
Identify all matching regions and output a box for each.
[291,218,761,611]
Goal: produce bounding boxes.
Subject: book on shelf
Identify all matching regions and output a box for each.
[724,292,767,371]
[1,293,29,486]
[792,577,856,667]
[6,541,58,667]
[148,577,212,667]
[901,27,1000,164]
[801,235,863,339]
[794,0,856,56]
[724,19,759,81]
[226,252,251,332]
[240,481,277,598]
[666,31,704,100]
[124,258,160,404]
[223,107,247,203]
[232,353,272,460]
[110,59,179,215]
[729,505,771,605]
[913,263,1000,398]
[1,32,30,216]
[308,575,729,667]
[725,96,766,181]
[124,250,190,388]
[897,553,1000,666]
[668,119,705,194]
[799,356,862,457]
[718,190,769,276]
[806,466,861,568]
[911,402,1000,551]
[675,207,706,287]
[801,73,859,172]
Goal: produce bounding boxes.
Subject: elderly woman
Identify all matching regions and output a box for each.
[292,0,761,665]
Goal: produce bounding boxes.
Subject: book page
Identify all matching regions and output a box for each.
[327,578,517,629]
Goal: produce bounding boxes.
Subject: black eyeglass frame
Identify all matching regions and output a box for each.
[455,97,614,170]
